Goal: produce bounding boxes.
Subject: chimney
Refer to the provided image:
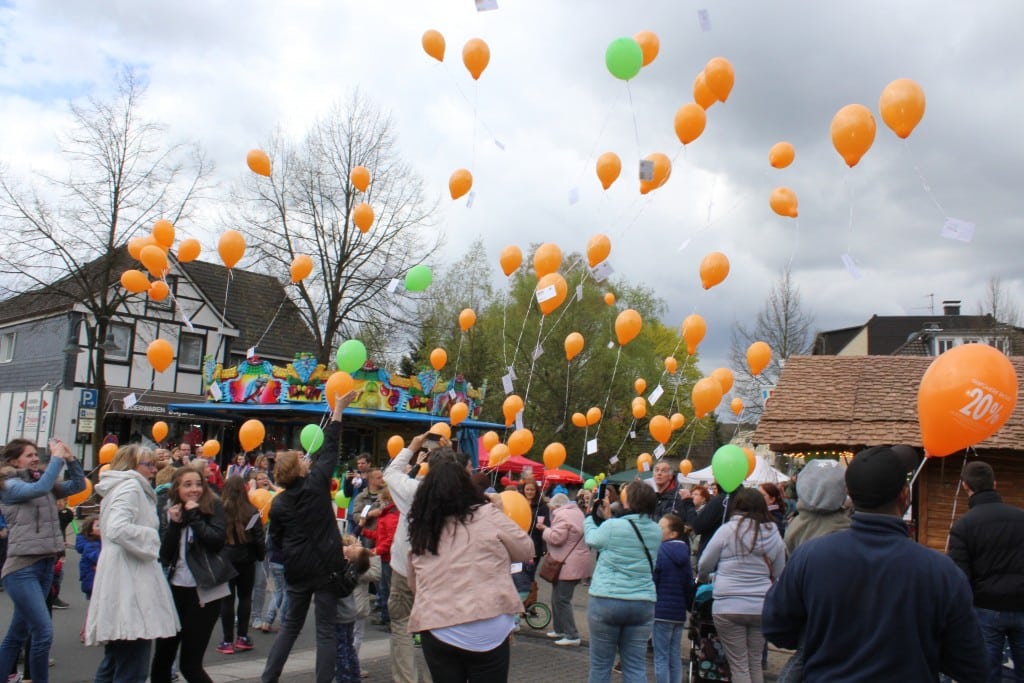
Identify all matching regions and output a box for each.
[942,300,961,316]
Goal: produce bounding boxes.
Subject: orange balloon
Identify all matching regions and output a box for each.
[747,341,772,376]
[152,420,168,443]
[670,413,686,430]
[699,252,730,290]
[508,429,534,457]
[152,220,175,248]
[450,402,469,426]
[430,348,447,371]
[489,443,511,468]
[127,237,146,261]
[458,308,476,332]
[769,142,795,169]
[634,378,647,395]
[499,490,530,531]
[830,104,877,167]
[325,371,355,409]
[239,419,266,452]
[499,245,522,277]
[543,442,567,470]
[218,229,246,269]
[503,395,524,427]
[482,431,500,451]
[99,464,110,475]
[462,38,490,80]
[712,367,734,395]
[350,166,371,192]
[674,103,707,145]
[770,187,799,218]
[679,459,693,476]
[536,272,568,316]
[429,422,452,440]
[693,72,717,110]
[917,343,1018,457]
[639,152,671,195]
[147,339,174,373]
[120,270,149,294]
[604,292,616,306]
[632,396,647,420]
[586,407,602,426]
[203,439,221,457]
[649,415,671,445]
[596,152,622,190]
[98,443,117,465]
[148,280,169,302]
[744,448,757,477]
[636,452,654,473]
[67,478,93,507]
[422,29,445,62]
[664,357,678,374]
[634,30,659,66]
[587,234,612,268]
[730,397,744,416]
[290,254,313,283]
[417,462,429,477]
[692,377,724,418]
[177,238,201,263]
[449,168,473,200]
[681,314,707,355]
[879,78,926,140]
[352,203,374,233]
[615,309,642,346]
[564,332,584,361]
[704,57,735,102]
[387,435,405,458]
[533,243,562,278]
[247,149,272,177]
[140,244,168,279]
[571,412,587,428]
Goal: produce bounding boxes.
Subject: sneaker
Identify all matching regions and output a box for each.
[554,637,581,646]
[234,636,254,651]
[7,674,23,683]
[51,597,70,609]
[216,641,235,655]
[545,631,564,639]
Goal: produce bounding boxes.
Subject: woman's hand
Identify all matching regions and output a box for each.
[331,391,358,422]
[184,500,199,511]
[168,504,183,523]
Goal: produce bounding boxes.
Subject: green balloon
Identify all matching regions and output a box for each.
[605,37,643,81]
[336,339,367,373]
[334,490,350,508]
[711,444,748,493]
[583,478,597,490]
[300,424,325,454]
[404,265,433,293]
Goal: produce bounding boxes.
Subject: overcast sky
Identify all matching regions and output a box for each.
[1,0,1022,379]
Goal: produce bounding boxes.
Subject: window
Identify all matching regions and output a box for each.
[105,323,133,362]
[937,338,956,354]
[0,332,14,363]
[179,333,204,371]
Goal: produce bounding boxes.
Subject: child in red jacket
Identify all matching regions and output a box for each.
[361,486,398,626]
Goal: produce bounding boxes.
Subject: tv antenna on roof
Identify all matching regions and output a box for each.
[908,293,935,315]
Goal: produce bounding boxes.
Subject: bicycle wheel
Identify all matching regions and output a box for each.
[524,601,552,630]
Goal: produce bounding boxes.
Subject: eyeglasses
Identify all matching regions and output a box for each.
[139,461,159,470]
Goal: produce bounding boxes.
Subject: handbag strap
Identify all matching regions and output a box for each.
[627,519,654,575]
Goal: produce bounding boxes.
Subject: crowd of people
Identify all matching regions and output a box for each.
[0,421,1020,682]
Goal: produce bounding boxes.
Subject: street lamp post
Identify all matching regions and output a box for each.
[64,314,117,463]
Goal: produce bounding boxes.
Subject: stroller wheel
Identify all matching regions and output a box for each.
[523,601,551,630]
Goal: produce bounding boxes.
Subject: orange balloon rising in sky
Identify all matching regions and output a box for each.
[747,341,772,375]
[670,413,685,430]
[503,395,524,427]
[730,397,744,416]
[770,187,798,218]
[634,378,647,395]
[430,348,447,371]
[352,203,374,233]
[533,243,562,278]
[152,220,174,248]
[879,78,926,139]
[633,30,659,66]
[499,245,522,277]
[711,367,734,394]
[586,407,602,426]
[350,166,370,192]
[148,280,169,302]
[459,308,476,332]
[462,38,490,80]
[120,270,149,294]
[449,402,469,426]
[147,339,174,373]
[674,103,707,145]
[648,416,671,445]
[615,309,642,346]
[693,72,716,110]
[604,292,616,306]
[218,230,246,269]
[704,57,735,102]
[631,396,647,420]
[769,142,795,169]
[639,153,671,195]
[831,104,876,167]
[422,30,445,62]
[587,234,611,268]
[699,252,730,290]
[508,429,534,457]
[543,442,567,470]
[692,377,723,418]
[246,149,271,177]
[571,412,587,428]
[596,152,621,190]
[449,169,473,200]
[681,314,707,355]
[290,254,313,283]
[564,332,584,361]
[536,272,568,316]
[139,245,168,279]
[664,357,678,374]
[177,238,201,263]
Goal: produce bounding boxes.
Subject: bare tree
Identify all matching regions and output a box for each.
[976,275,1022,326]
[0,69,211,455]
[730,267,815,419]
[231,92,440,366]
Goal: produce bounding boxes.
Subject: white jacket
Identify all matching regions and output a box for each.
[383,448,420,577]
[85,469,180,645]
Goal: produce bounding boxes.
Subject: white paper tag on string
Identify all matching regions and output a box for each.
[532,344,544,361]
[466,191,476,208]
[654,444,667,459]
[586,438,598,455]
[360,505,372,519]
[568,187,580,206]
[475,0,498,10]
[607,341,615,349]
[576,284,584,301]
[387,279,401,294]
[247,346,256,359]
[448,389,457,401]
[501,374,514,395]
[648,385,665,405]
[510,562,523,573]
[494,139,505,151]
[697,9,711,31]
[941,217,975,243]
[629,430,636,439]
[536,284,557,303]
[507,365,518,381]
[676,238,691,253]
[123,393,138,409]
[590,261,614,282]
[609,455,619,465]
[840,253,863,280]
[639,160,654,181]
[209,383,222,400]
[640,460,651,472]
[515,410,525,431]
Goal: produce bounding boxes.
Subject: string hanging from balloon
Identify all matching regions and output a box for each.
[590,344,623,443]
[943,449,972,553]
[903,140,950,219]
[520,315,546,415]
[253,288,291,351]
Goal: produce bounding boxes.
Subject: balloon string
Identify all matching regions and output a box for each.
[211,269,235,361]
[440,62,502,146]
[944,449,972,553]
[579,425,590,473]
[787,217,801,271]
[254,288,290,350]
[592,345,622,442]
[453,333,466,379]
[845,172,856,256]
[471,82,479,170]
[561,361,572,430]
[626,82,641,158]
[903,139,948,218]
[501,293,510,370]
[573,96,618,187]
[509,296,535,377]
[522,316,546,415]
[612,418,636,459]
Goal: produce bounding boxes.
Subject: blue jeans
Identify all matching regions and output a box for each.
[0,557,55,683]
[377,562,391,621]
[653,620,685,683]
[335,621,359,683]
[94,639,152,683]
[264,563,288,626]
[251,558,269,627]
[587,596,654,683]
[976,607,1024,683]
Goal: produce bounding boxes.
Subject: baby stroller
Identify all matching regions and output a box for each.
[512,560,551,630]
[687,584,730,682]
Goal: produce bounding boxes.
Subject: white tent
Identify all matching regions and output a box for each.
[680,456,790,486]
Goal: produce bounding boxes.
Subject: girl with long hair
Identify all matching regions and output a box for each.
[216,475,265,655]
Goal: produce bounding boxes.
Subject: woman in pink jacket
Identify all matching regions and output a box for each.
[537,492,590,647]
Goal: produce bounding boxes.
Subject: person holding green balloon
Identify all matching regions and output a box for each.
[677,445,746,559]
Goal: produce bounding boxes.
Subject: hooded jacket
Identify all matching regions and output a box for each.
[948,489,1024,611]
[698,515,786,615]
[541,503,590,581]
[654,538,694,622]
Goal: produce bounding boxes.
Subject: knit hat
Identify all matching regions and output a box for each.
[845,446,915,509]
[796,459,847,512]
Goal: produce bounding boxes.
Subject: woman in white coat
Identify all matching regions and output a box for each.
[85,444,179,683]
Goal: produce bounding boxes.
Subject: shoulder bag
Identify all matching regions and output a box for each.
[538,532,584,583]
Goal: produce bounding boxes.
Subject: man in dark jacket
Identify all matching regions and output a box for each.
[948,460,1024,682]
[651,461,683,519]
[762,445,986,683]
[678,483,736,558]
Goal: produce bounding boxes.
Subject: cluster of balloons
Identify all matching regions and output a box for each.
[571,407,603,428]
[421,30,490,81]
[121,219,201,301]
[831,79,925,168]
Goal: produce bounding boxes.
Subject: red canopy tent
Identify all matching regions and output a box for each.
[543,468,583,484]
[477,449,545,479]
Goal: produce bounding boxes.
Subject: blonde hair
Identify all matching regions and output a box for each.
[110,444,153,472]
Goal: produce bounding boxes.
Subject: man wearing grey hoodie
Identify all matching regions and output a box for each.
[783,459,851,554]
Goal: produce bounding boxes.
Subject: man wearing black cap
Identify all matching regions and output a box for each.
[948,461,1024,682]
[762,446,986,683]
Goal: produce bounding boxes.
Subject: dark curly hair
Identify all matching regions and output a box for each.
[407,460,486,556]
